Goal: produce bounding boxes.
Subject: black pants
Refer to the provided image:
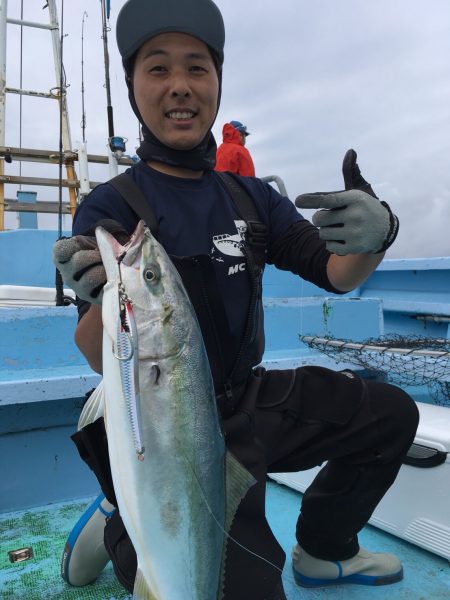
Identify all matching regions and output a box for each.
[219,366,419,599]
[73,366,419,600]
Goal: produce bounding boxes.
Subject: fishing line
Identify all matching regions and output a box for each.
[299,277,305,339]
[183,453,299,588]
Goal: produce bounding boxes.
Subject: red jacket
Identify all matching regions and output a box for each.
[215,123,256,177]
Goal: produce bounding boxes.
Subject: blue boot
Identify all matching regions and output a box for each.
[61,493,115,586]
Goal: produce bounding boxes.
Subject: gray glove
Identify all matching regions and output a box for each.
[295,149,399,255]
[52,219,129,303]
[53,235,106,303]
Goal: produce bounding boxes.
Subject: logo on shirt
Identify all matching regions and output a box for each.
[210,220,247,275]
[212,220,246,257]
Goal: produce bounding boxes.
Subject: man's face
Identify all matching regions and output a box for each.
[132,33,219,151]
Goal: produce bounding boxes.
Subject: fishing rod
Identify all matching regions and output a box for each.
[77,10,94,200]
[100,0,126,163]
[55,0,75,307]
[100,0,114,140]
[55,0,65,307]
[81,11,88,143]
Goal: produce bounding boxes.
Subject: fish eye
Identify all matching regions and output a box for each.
[144,268,157,282]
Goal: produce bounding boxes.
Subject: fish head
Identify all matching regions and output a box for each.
[97,220,197,361]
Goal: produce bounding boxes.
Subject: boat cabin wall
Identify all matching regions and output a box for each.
[0,229,70,287]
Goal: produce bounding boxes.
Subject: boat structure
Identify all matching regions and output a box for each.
[0,2,449,599]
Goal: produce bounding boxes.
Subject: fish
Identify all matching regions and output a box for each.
[95,220,255,600]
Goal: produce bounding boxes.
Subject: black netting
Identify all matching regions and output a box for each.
[300,334,450,407]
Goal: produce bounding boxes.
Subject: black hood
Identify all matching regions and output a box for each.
[116,0,225,171]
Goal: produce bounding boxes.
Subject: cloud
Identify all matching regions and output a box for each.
[3,0,450,258]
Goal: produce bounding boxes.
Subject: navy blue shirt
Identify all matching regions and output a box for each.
[73,161,335,356]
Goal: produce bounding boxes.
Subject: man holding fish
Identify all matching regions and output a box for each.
[53,0,419,598]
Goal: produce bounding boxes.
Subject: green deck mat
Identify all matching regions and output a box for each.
[0,498,130,600]
[1,483,449,599]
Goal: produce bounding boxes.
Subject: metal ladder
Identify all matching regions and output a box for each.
[0,0,77,230]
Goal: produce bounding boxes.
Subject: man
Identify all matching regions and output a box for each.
[216,120,256,176]
[53,1,418,599]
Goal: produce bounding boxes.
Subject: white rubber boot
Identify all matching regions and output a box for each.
[61,493,115,586]
[292,544,403,587]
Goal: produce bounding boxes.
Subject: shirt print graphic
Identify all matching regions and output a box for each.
[211,220,246,258]
[210,220,247,275]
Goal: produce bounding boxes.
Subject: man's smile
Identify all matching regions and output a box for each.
[166,110,197,121]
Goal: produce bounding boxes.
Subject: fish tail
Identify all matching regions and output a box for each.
[133,565,158,600]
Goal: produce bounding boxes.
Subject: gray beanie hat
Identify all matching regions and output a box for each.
[116,0,225,74]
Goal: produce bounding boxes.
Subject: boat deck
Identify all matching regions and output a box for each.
[1,250,449,598]
[1,481,448,600]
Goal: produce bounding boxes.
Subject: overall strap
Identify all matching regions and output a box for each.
[108,172,159,236]
[215,171,267,390]
[109,171,268,265]
[215,171,268,269]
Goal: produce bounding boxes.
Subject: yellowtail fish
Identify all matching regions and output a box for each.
[96,220,255,600]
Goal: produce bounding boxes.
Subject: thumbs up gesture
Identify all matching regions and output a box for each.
[295,150,399,255]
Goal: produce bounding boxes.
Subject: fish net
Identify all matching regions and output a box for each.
[300,334,450,407]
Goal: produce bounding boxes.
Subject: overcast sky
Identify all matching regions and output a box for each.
[3,0,450,258]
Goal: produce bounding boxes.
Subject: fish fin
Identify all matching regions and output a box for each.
[219,451,256,599]
[77,380,105,430]
[224,450,256,533]
[133,565,158,600]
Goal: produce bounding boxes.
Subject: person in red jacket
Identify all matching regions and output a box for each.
[215,120,256,176]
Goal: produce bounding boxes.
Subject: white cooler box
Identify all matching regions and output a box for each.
[270,402,450,561]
